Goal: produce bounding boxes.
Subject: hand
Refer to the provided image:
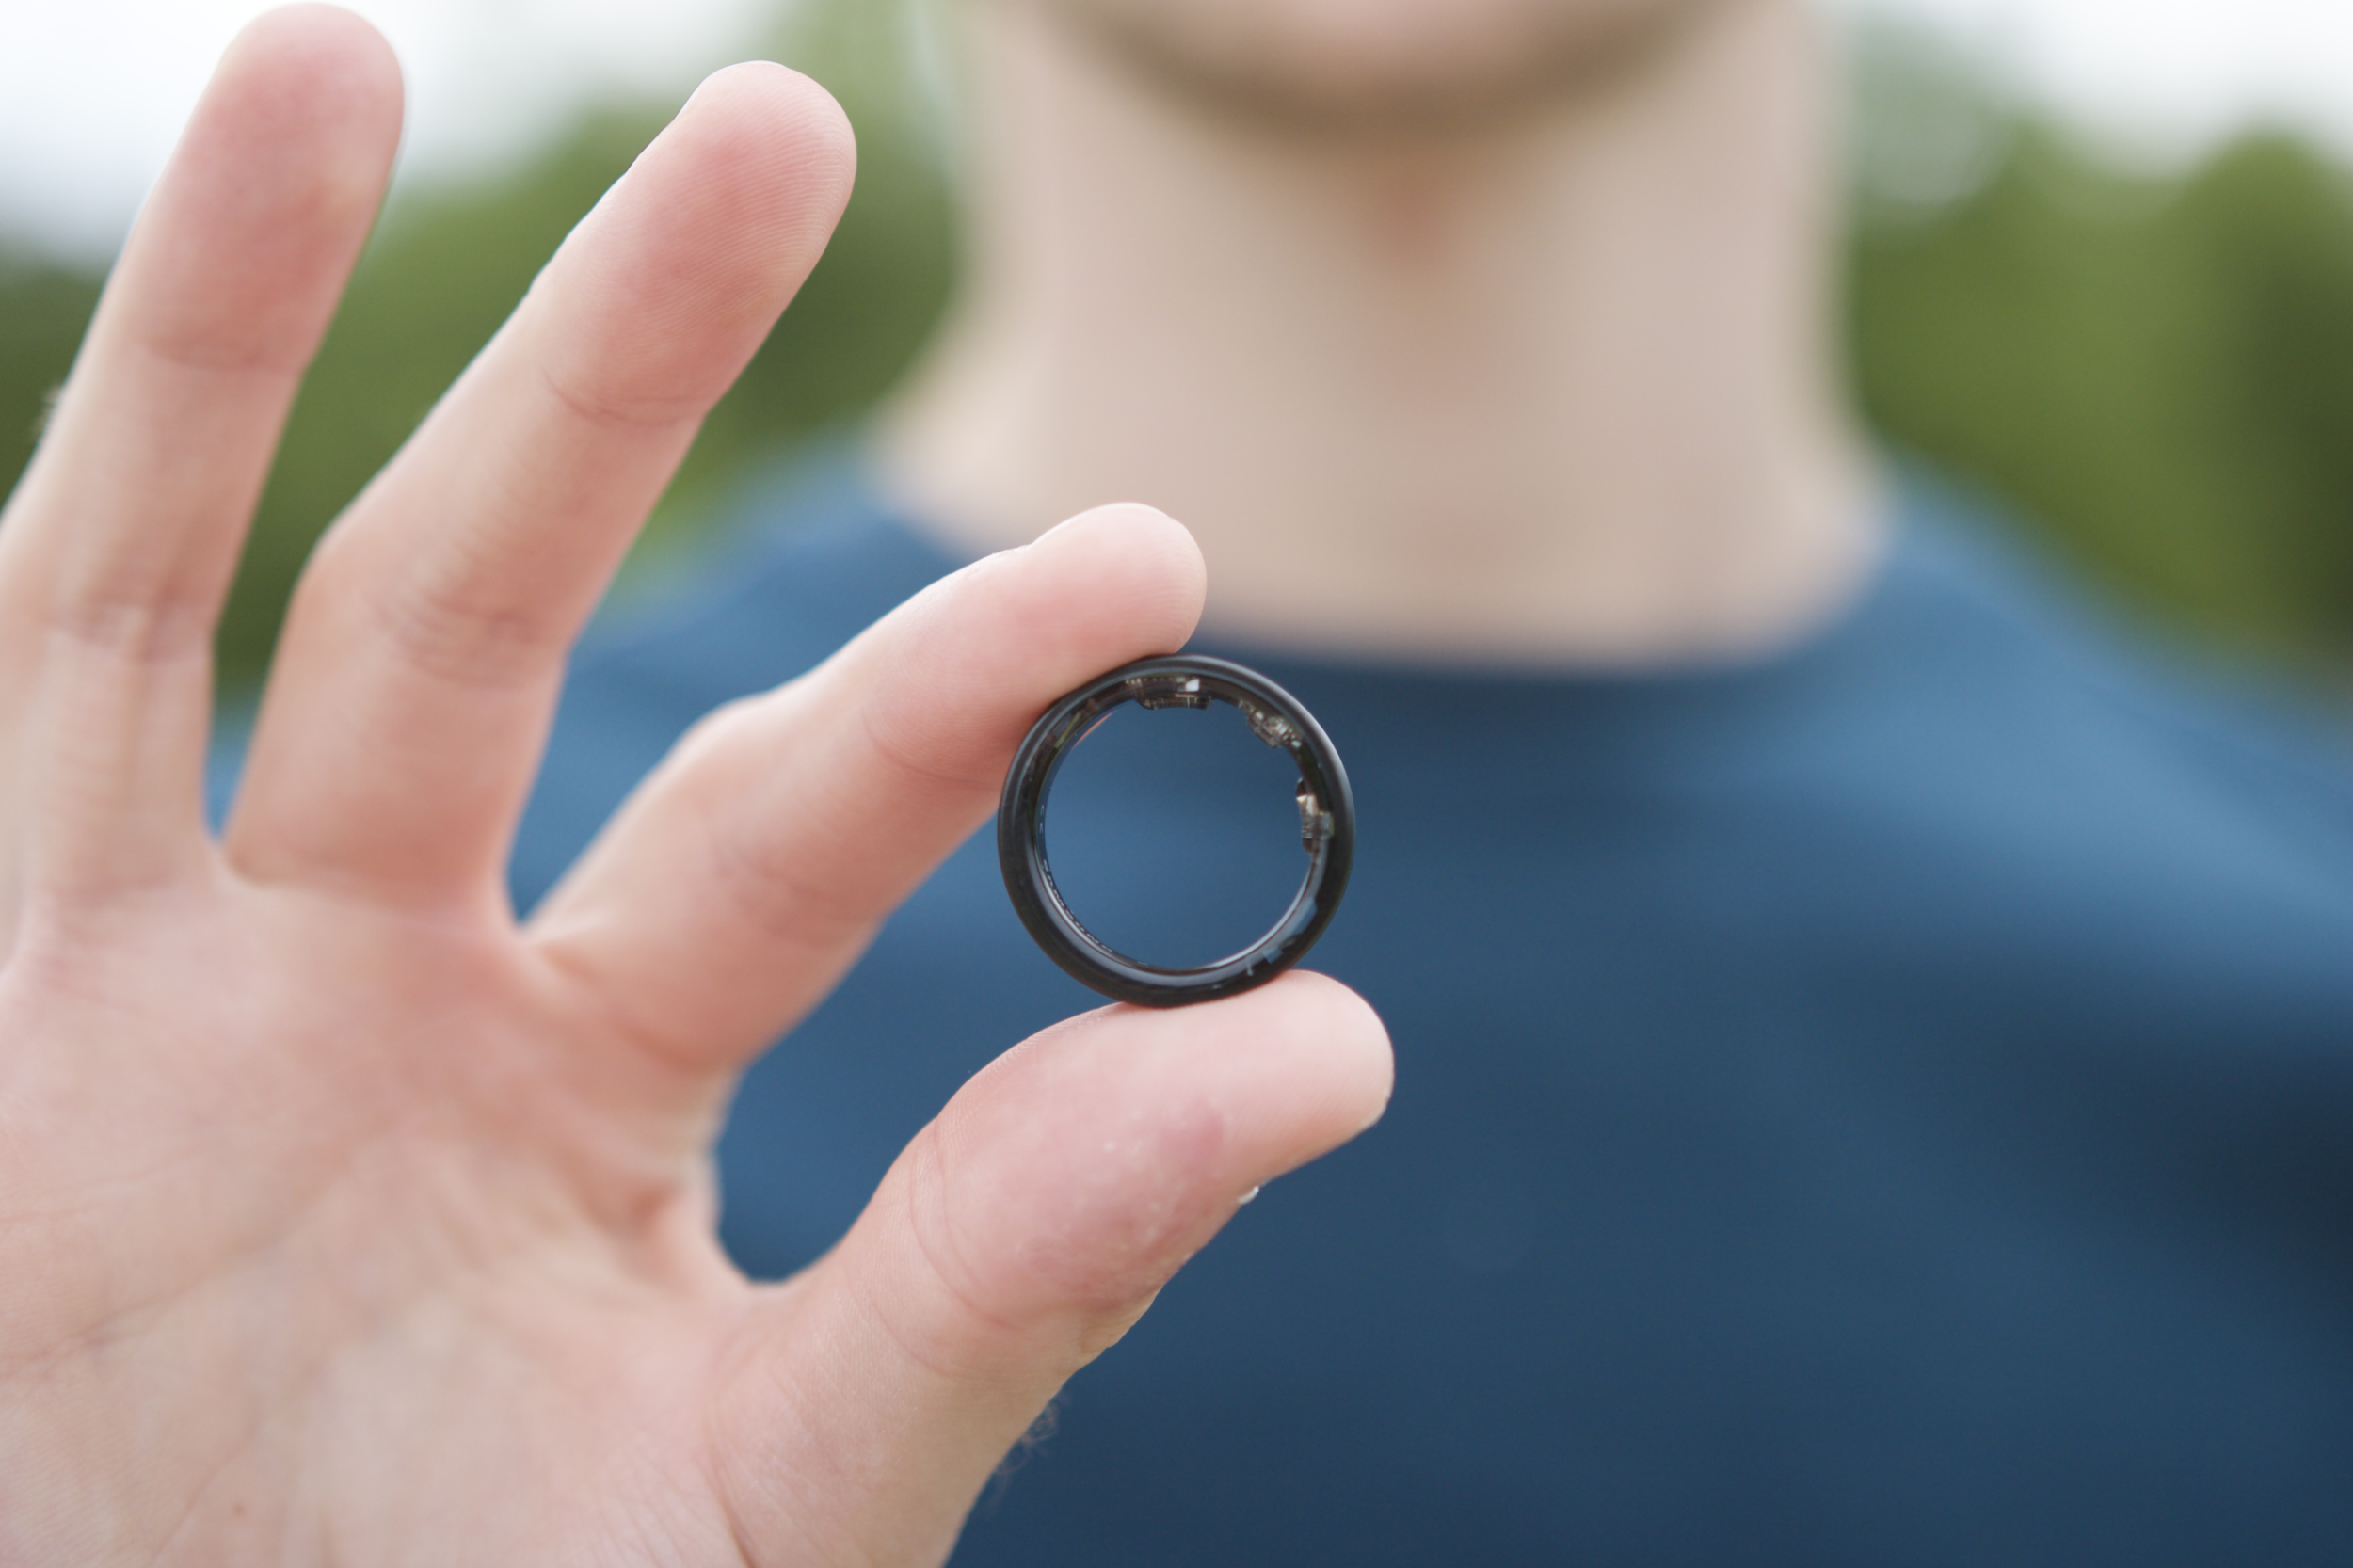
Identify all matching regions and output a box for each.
[0,8,1392,1563]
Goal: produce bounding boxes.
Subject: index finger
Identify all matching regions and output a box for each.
[525,503,1209,1079]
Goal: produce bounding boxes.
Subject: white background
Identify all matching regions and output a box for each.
[0,0,2349,260]
[1829,0,2353,160]
[0,0,778,258]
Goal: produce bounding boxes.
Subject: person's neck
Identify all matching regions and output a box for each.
[877,0,1881,667]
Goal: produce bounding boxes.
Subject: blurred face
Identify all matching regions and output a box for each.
[1032,0,1723,129]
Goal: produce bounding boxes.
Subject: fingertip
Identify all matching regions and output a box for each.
[1023,501,1209,657]
[105,3,402,374]
[1139,970,1394,1175]
[520,60,858,424]
[224,5,405,142]
[1252,968,1397,1137]
[677,60,858,219]
[237,5,394,60]
[661,67,853,276]
[834,967,1393,1362]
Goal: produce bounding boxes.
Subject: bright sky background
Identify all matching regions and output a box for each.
[0,0,779,258]
[1,0,2349,261]
[1830,0,2353,160]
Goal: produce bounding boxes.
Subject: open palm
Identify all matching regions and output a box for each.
[0,9,1390,1563]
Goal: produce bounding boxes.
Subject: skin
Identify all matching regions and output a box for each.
[0,8,1391,1564]
[1031,0,1727,131]
[884,0,1881,665]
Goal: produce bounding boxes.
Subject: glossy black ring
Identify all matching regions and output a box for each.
[998,654,1354,1008]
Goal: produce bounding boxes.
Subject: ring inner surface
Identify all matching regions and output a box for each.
[1035,682,1316,973]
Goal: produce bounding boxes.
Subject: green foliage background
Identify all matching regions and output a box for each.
[3,10,2351,690]
[1849,34,2353,671]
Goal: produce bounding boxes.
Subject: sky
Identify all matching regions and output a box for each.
[1,0,2350,261]
[0,0,778,258]
[1832,0,2353,160]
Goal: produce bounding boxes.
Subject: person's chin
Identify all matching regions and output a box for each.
[1030,0,1725,134]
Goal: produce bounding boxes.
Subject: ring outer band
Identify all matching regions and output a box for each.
[997,654,1355,1008]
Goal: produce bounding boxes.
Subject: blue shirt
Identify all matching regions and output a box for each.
[512,456,2353,1566]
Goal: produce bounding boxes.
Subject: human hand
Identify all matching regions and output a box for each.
[0,8,1392,1563]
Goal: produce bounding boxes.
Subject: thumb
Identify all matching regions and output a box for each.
[704,972,1393,1565]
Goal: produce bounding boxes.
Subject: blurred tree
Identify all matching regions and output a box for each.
[1847,24,2353,673]
[0,254,104,505]
[0,9,2348,688]
[0,0,952,691]
[203,0,954,688]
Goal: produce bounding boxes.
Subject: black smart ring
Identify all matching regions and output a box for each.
[997,654,1355,1008]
